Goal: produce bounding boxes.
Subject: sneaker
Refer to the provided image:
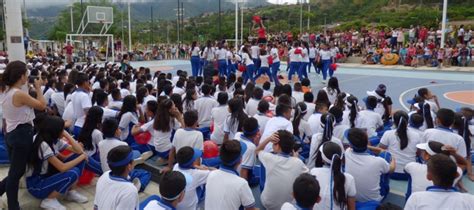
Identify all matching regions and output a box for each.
[40,198,66,210]
[155,157,168,166]
[133,151,153,167]
[65,190,88,203]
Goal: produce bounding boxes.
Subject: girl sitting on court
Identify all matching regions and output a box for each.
[118,95,143,145]
[223,97,249,142]
[311,141,356,210]
[404,141,466,198]
[77,106,104,175]
[26,115,88,210]
[378,110,422,180]
[358,96,384,145]
[307,113,344,168]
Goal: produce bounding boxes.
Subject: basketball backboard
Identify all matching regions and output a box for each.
[87,6,114,24]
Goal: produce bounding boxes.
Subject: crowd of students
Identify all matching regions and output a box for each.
[0,54,472,210]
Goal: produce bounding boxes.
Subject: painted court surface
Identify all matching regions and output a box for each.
[0,60,472,209]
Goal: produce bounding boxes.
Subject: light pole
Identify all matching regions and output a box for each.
[70,5,74,32]
[128,0,132,52]
[235,0,238,51]
[440,0,447,48]
[299,0,303,34]
[307,0,310,30]
[218,0,222,39]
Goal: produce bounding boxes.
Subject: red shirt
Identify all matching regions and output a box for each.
[258,28,266,38]
[309,33,316,42]
[287,32,293,42]
[64,45,74,55]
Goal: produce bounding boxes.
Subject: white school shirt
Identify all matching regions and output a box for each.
[289,48,300,63]
[172,128,204,152]
[43,88,56,106]
[404,162,463,194]
[50,91,65,116]
[101,106,118,121]
[302,48,310,62]
[242,52,254,66]
[236,134,257,170]
[308,113,323,135]
[309,47,317,58]
[422,128,467,158]
[260,55,270,67]
[98,138,128,172]
[405,189,474,210]
[297,119,313,141]
[379,129,421,173]
[245,98,260,117]
[120,88,131,99]
[205,169,255,210]
[108,100,123,111]
[319,49,332,60]
[311,167,357,210]
[94,171,139,210]
[194,96,218,128]
[281,203,301,210]
[322,87,338,104]
[344,149,390,202]
[172,87,185,96]
[357,110,383,137]
[62,102,75,131]
[333,124,351,145]
[141,119,180,153]
[26,139,68,176]
[172,165,210,210]
[190,46,200,56]
[253,113,270,133]
[223,116,241,141]
[210,105,230,145]
[85,129,104,156]
[270,47,280,63]
[307,134,344,168]
[71,90,92,127]
[303,102,315,121]
[259,151,309,210]
[260,116,293,152]
[119,112,139,141]
[216,48,227,60]
[204,47,215,61]
[250,45,260,58]
[292,91,304,103]
[330,47,339,57]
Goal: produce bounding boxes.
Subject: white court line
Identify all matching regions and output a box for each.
[443,90,474,106]
[398,82,463,111]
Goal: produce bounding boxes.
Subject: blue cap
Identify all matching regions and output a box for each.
[180,148,203,168]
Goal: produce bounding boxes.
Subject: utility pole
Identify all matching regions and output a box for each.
[440,0,447,48]
[235,0,238,50]
[240,5,244,45]
[307,1,310,30]
[150,6,153,45]
[299,0,303,34]
[70,5,74,32]
[218,0,222,39]
[128,0,132,52]
[181,2,184,43]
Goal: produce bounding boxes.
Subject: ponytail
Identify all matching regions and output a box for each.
[394,111,409,150]
[331,154,347,209]
[322,114,334,142]
[348,99,358,128]
[422,103,434,128]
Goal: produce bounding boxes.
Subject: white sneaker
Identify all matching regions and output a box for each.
[65,190,88,203]
[133,151,153,167]
[40,198,66,210]
[132,178,142,191]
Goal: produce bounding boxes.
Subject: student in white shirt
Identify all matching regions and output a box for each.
[379,110,421,180]
[308,103,329,135]
[205,140,256,210]
[457,107,474,181]
[270,42,281,85]
[173,147,212,210]
[299,42,310,79]
[118,95,143,145]
[408,113,425,137]
[288,41,302,81]
[166,110,204,171]
[108,88,123,111]
[318,44,332,83]
[310,142,356,210]
[404,141,466,198]
[245,87,263,117]
[194,84,218,138]
[329,107,351,146]
[422,108,467,158]
[190,41,201,77]
[77,106,104,175]
[405,154,474,210]
[323,77,341,104]
[307,113,344,168]
[344,128,395,205]
[236,117,260,181]
[93,89,119,121]
[293,102,312,143]
[281,173,321,210]
[241,46,256,84]
[223,97,249,141]
[260,103,293,152]
[292,82,305,103]
[366,84,393,123]
[119,81,131,99]
[142,171,189,210]
[417,87,440,114]
[26,116,88,210]
[358,96,383,145]
[308,43,318,74]
[256,130,309,210]
[71,72,92,137]
[253,100,271,132]
[94,145,139,210]
[210,92,230,145]
[255,50,273,82]
[216,43,229,77]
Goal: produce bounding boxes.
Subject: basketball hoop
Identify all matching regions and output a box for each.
[99,20,104,24]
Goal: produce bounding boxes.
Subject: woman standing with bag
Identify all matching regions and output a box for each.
[0,61,47,209]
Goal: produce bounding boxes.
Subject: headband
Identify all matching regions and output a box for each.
[108,151,133,167]
[243,127,260,136]
[161,172,193,201]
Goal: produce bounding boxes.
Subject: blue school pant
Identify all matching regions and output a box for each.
[85,154,103,175]
[390,172,409,181]
[218,59,227,77]
[271,61,281,85]
[321,59,331,80]
[252,58,261,71]
[199,59,205,76]
[191,56,200,77]
[369,136,381,146]
[255,67,272,82]
[227,59,235,76]
[26,154,85,199]
[0,133,9,164]
[243,64,256,84]
[309,58,318,73]
[355,200,380,210]
[288,62,300,81]
[73,126,82,138]
[378,151,392,200]
[299,62,309,79]
[199,127,211,141]
[124,122,136,146]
